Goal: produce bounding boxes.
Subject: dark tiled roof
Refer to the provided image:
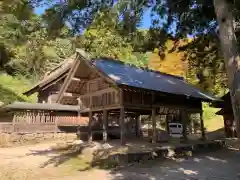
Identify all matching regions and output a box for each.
[92,58,220,101]
[211,92,230,108]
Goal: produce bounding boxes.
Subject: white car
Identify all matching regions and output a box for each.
[168,123,183,138]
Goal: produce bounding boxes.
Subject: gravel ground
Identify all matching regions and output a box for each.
[111,149,240,180]
[0,141,240,180]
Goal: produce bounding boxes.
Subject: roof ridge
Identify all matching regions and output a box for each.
[47,57,74,75]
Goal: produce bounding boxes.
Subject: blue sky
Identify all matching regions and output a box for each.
[34,6,153,29]
[140,8,152,29]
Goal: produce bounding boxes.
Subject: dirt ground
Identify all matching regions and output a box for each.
[0,141,240,180]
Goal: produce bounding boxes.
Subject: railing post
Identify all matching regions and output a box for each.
[120,107,126,145]
[103,109,108,143]
[55,113,58,133]
[151,107,157,143]
[88,111,93,142]
[12,111,16,132]
[200,110,206,140]
[181,108,188,141]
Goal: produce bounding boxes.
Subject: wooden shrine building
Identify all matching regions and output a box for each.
[212,92,237,137]
[24,49,220,145]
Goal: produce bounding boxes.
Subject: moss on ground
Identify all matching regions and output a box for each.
[203,103,224,132]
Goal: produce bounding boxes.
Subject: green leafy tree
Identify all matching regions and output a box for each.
[149,0,240,133]
[0,0,34,68]
[75,9,149,66]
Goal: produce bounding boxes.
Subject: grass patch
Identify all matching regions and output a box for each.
[64,156,92,171]
[48,142,125,171]
[0,73,36,104]
[203,103,224,132]
[205,116,224,132]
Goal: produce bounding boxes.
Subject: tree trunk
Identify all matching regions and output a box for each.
[213,0,240,137]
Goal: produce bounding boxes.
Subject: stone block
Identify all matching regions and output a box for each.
[44,133,54,140]
[24,133,35,141]
[0,133,9,147]
[10,133,21,143]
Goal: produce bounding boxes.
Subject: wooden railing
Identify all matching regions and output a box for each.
[13,111,56,124]
[14,123,59,133]
[0,109,89,133]
[0,123,14,132]
[123,90,152,106]
[79,88,120,109]
[56,116,89,126]
[0,122,59,133]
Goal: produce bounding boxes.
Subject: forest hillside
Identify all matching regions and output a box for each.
[0,0,227,131]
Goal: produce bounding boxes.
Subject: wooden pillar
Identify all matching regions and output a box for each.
[200,111,206,140]
[190,114,194,134]
[152,108,157,143]
[12,111,16,132]
[135,115,141,137]
[120,107,126,145]
[88,111,93,142]
[181,108,188,140]
[166,115,170,134]
[103,109,108,143]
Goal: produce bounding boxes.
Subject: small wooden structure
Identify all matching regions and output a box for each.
[23,49,220,145]
[0,102,88,133]
[212,92,237,137]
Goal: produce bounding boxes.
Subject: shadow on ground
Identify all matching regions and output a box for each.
[206,128,225,140]
[109,148,240,180]
[26,143,95,168]
[26,140,240,180]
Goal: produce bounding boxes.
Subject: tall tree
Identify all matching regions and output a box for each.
[76,8,148,67]
[0,0,34,68]
[213,0,240,135]
[0,0,74,78]
[151,0,240,135]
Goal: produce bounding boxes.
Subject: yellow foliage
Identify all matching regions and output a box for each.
[148,40,188,77]
[153,48,159,54]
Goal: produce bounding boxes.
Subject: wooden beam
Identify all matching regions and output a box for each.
[166,115,170,134]
[71,77,89,82]
[63,92,81,97]
[190,116,194,134]
[42,73,67,91]
[90,105,121,112]
[88,111,93,142]
[151,107,157,143]
[124,104,152,110]
[76,49,118,87]
[80,88,117,98]
[77,97,81,117]
[200,110,206,141]
[181,108,188,141]
[120,106,126,145]
[71,77,81,82]
[103,109,108,143]
[151,91,155,105]
[56,58,81,103]
[136,115,141,137]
